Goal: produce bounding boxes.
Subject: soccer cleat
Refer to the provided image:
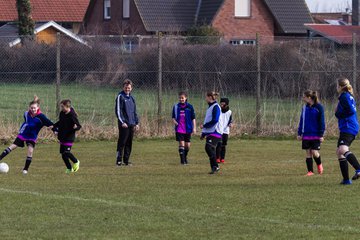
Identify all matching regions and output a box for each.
[73,160,80,172]
[65,168,73,174]
[209,167,220,174]
[116,161,123,167]
[216,159,221,163]
[220,159,225,163]
[351,170,360,180]
[22,170,28,175]
[340,179,352,185]
[124,162,132,166]
[317,164,323,175]
[305,171,314,176]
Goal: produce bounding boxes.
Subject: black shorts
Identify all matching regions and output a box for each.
[206,136,222,148]
[302,140,321,150]
[337,132,356,147]
[60,144,73,154]
[222,134,229,146]
[176,133,191,142]
[13,137,35,148]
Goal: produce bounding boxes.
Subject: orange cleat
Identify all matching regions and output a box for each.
[317,164,323,175]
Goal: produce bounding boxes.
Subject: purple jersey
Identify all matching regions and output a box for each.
[177,105,187,134]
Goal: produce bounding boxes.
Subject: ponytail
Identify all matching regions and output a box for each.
[29,95,40,106]
[303,90,319,104]
[337,77,354,95]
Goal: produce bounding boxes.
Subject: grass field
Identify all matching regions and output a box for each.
[0,138,360,239]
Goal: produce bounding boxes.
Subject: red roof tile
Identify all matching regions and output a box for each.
[305,24,360,44]
[0,0,90,22]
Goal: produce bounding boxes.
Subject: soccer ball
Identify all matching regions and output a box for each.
[0,162,9,174]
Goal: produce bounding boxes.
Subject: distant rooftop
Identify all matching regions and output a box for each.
[0,0,90,22]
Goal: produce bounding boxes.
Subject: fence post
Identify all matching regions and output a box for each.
[157,31,163,135]
[256,33,261,135]
[56,32,61,114]
[353,33,357,95]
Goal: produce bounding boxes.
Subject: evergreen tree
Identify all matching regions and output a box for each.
[16,0,35,38]
[186,25,222,45]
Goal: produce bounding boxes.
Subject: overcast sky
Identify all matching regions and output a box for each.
[306,0,351,13]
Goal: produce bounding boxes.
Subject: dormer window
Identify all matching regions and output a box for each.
[123,0,130,19]
[104,0,111,20]
[235,0,251,17]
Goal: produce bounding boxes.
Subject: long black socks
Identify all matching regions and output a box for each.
[306,158,313,172]
[184,148,189,164]
[62,154,72,169]
[313,156,322,166]
[339,158,349,180]
[344,151,360,170]
[23,156,32,171]
[179,147,185,164]
[0,147,12,160]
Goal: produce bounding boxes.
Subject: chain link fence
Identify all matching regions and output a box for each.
[0,33,358,141]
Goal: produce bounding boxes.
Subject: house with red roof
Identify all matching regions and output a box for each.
[0,0,90,34]
[305,1,360,45]
[305,24,360,45]
[83,0,313,43]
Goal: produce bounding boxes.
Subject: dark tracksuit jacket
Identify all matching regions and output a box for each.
[115,91,139,126]
[53,108,82,144]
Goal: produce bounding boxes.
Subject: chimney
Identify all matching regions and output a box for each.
[353,0,360,25]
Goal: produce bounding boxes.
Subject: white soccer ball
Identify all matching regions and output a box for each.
[0,162,9,174]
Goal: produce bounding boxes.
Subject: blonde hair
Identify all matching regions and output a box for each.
[29,95,40,106]
[303,90,319,104]
[206,91,219,101]
[338,77,354,95]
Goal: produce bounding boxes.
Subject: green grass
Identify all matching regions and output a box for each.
[0,83,342,137]
[0,139,360,239]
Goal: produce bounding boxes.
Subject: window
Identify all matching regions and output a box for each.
[104,0,111,20]
[123,0,130,19]
[230,40,256,46]
[235,0,251,17]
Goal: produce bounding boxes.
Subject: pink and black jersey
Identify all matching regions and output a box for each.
[172,102,196,134]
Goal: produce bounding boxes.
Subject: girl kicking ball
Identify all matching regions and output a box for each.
[335,78,360,185]
[297,90,325,176]
[0,96,54,174]
[200,91,223,174]
[52,99,82,174]
[172,91,196,165]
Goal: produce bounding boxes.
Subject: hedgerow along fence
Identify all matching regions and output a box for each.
[0,33,359,141]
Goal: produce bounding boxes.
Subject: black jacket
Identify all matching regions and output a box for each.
[53,108,81,143]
